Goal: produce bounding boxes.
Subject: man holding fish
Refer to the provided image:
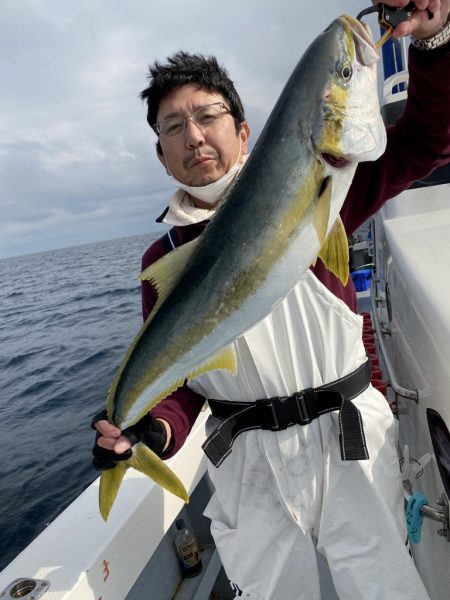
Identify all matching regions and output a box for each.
[92,1,450,598]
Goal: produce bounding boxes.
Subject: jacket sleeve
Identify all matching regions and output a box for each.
[341,42,450,234]
[141,235,205,458]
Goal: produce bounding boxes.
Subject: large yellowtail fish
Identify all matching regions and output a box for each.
[99,15,386,520]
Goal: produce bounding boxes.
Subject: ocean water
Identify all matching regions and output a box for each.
[0,232,160,571]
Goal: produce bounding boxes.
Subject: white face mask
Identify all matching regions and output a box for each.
[170,158,243,206]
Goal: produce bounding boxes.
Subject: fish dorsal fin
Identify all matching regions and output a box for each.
[139,237,200,315]
[318,217,350,285]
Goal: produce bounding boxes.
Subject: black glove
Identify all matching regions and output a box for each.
[91,409,168,471]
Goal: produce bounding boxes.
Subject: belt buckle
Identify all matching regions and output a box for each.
[263,400,285,431]
[293,391,313,425]
[263,391,314,431]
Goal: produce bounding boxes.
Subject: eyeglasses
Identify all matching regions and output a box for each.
[154,102,231,138]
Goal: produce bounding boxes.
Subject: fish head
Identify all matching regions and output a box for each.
[314,14,386,167]
[303,14,387,236]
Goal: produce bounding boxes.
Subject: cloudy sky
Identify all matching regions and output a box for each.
[1,0,370,259]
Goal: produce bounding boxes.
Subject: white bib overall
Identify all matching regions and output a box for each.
[190,271,430,600]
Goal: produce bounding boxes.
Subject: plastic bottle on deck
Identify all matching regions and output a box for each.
[174,518,203,577]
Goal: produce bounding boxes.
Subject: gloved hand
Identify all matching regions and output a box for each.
[91,409,168,471]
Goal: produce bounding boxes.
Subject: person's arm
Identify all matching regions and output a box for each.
[341,0,450,234]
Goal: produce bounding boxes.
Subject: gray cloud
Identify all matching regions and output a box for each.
[0,0,366,258]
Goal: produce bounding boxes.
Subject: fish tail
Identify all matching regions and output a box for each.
[99,462,128,521]
[99,443,189,521]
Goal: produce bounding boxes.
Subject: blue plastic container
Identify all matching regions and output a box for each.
[351,269,373,292]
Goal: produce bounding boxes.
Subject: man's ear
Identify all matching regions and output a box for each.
[240,121,251,156]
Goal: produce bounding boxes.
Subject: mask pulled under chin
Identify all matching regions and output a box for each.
[170,160,243,206]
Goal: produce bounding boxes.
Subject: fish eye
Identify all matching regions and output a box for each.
[339,64,353,81]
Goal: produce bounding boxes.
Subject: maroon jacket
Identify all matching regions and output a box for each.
[146,44,450,457]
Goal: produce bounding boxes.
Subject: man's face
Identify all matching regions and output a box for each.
[156,84,250,191]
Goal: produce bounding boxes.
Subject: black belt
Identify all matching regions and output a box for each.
[202,360,371,467]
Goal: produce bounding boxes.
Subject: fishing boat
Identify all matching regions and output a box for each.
[352,33,450,600]
[370,115,450,600]
[1,26,449,600]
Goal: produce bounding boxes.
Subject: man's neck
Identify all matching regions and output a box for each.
[189,194,219,210]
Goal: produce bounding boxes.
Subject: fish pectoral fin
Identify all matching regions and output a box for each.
[318,217,350,286]
[313,176,332,248]
[128,443,189,503]
[99,462,128,521]
[139,237,200,312]
[187,344,238,382]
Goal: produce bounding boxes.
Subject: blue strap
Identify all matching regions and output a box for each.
[406,492,428,544]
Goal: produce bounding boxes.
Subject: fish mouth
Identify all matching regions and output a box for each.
[322,153,351,169]
[339,14,379,65]
[340,14,376,49]
[310,138,352,169]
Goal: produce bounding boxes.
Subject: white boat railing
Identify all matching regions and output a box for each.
[382,71,408,105]
[370,281,419,402]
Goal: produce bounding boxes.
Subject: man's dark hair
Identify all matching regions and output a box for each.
[140,51,246,154]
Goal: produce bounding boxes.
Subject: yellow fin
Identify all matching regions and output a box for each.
[313,176,332,248]
[129,443,189,502]
[99,462,127,521]
[187,344,237,382]
[139,237,200,314]
[121,344,238,427]
[98,443,189,521]
[125,344,237,427]
[318,217,350,285]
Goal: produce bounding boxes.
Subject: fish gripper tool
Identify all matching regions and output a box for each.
[357,2,419,48]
